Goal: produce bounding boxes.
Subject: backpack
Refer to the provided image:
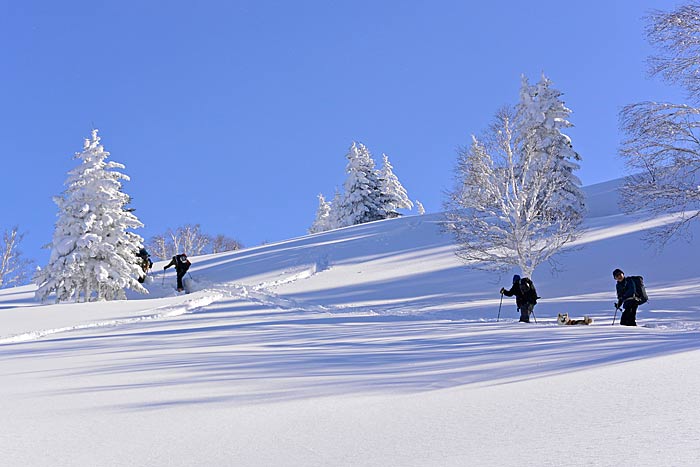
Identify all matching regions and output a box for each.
[519,277,538,304]
[629,275,648,305]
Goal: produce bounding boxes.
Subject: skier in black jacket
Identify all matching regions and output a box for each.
[164,253,191,292]
[613,268,637,326]
[501,274,538,323]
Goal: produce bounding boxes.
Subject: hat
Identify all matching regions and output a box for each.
[512,274,521,283]
[612,268,624,278]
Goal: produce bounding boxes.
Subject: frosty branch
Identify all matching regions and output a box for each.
[619,2,700,245]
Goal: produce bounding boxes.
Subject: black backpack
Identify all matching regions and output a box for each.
[519,277,538,304]
[629,276,648,305]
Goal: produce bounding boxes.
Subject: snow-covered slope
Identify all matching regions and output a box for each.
[1,179,699,466]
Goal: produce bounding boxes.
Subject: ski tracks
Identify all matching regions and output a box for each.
[0,259,332,345]
[0,292,222,345]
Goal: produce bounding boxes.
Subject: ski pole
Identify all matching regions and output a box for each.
[530,307,537,324]
[162,270,166,286]
[497,292,504,322]
[612,303,619,326]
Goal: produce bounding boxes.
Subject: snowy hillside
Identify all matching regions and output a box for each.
[1,179,699,466]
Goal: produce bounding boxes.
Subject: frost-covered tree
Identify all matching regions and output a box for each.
[147,234,169,261]
[518,75,585,224]
[619,2,700,244]
[415,200,425,215]
[174,224,209,255]
[444,75,584,278]
[336,142,386,227]
[378,153,413,217]
[210,234,243,253]
[148,226,241,259]
[327,188,343,230]
[35,130,146,302]
[309,193,333,233]
[0,226,34,288]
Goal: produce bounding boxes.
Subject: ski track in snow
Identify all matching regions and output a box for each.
[0,292,222,345]
[0,262,327,345]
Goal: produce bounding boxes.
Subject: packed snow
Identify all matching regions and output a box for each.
[1,178,699,466]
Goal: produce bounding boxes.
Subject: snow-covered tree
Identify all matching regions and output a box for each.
[174,224,209,255]
[415,200,425,215]
[210,234,243,253]
[444,75,585,278]
[378,153,413,217]
[336,142,386,227]
[148,226,242,259]
[0,226,33,288]
[309,193,333,233]
[517,75,585,224]
[327,188,343,230]
[619,2,700,245]
[147,234,170,261]
[35,130,146,302]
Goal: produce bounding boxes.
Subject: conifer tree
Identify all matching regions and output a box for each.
[517,75,585,223]
[327,188,343,230]
[35,130,146,302]
[415,200,425,215]
[336,142,386,227]
[309,193,332,233]
[378,153,413,217]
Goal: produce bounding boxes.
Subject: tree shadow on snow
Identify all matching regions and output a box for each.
[6,294,699,412]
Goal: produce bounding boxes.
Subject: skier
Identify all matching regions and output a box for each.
[500,275,538,323]
[613,268,637,326]
[164,253,191,292]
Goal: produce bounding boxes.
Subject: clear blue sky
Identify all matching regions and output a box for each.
[0,0,685,264]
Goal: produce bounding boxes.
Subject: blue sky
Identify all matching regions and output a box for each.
[0,0,685,264]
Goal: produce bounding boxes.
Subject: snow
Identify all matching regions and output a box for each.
[1,178,700,466]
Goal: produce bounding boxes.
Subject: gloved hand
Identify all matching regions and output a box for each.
[500,287,506,294]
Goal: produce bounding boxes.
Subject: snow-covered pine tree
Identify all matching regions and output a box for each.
[517,74,585,224]
[444,75,584,278]
[309,193,332,233]
[415,200,425,215]
[378,153,413,218]
[35,130,146,302]
[336,142,386,227]
[327,188,343,230]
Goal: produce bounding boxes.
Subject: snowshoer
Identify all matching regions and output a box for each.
[136,248,153,283]
[164,253,191,292]
[613,268,638,326]
[501,275,538,323]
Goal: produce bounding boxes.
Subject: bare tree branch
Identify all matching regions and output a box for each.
[619,3,700,245]
[0,226,34,288]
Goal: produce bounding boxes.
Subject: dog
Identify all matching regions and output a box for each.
[557,313,593,325]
